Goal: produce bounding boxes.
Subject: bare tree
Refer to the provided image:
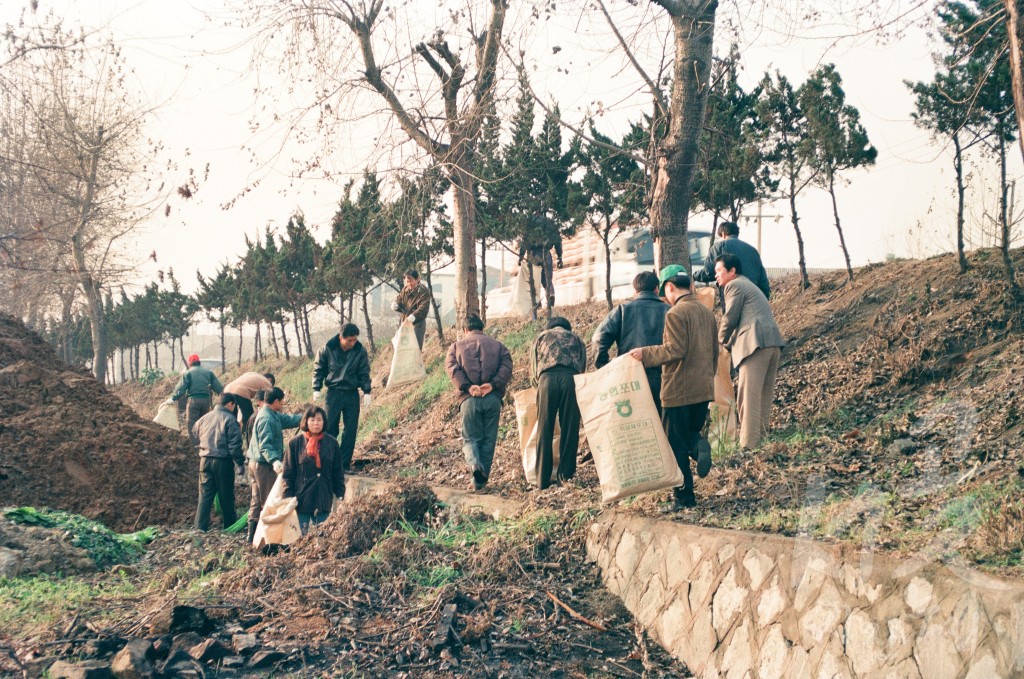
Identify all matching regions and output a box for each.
[2,36,162,381]
[241,0,508,329]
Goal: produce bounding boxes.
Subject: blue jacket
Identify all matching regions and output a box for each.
[592,291,671,369]
[247,405,302,465]
[694,237,771,300]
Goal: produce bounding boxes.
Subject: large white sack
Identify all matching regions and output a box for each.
[253,474,302,548]
[574,355,683,502]
[387,320,426,388]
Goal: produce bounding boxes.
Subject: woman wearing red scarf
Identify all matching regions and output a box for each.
[282,406,346,533]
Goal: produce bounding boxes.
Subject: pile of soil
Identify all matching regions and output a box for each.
[0,315,198,531]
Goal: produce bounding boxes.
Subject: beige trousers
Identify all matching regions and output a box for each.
[736,346,781,449]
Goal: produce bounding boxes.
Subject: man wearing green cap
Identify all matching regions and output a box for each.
[629,266,718,510]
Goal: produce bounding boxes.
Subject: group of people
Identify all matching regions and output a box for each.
[166,273,435,540]
[447,221,783,511]
[170,221,782,535]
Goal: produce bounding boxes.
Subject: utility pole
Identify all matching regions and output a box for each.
[741,199,784,253]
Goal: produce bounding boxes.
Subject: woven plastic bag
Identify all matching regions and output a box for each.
[387,319,426,388]
[574,355,683,502]
[252,474,301,548]
[153,402,180,430]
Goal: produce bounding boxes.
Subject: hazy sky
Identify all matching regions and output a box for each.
[6,0,1020,293]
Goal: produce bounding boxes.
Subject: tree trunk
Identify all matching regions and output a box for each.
[954,134,968,273]
[293,311,303,359]
[134,344,140,380]
[1005,0,1024,166]
[237,325,244,367]
[788,183,809,289]
[219,318,226,370]
[268,321,280,359]
[710,211,720,247]
[360,289,375,355]
[828,174,854,282]
[154,341,161,370]
[649,0,717,270]
[119,348,126,383]
[450,163,481,329]
[254,323,262,362]
[998,132,1018,290]
[479,238,488,323]
[304,306,315,358]
[424,258,445,344]
[603,219,614,309]
[280,316,291,360]
[525,256,539,321]
[145,343,151,371]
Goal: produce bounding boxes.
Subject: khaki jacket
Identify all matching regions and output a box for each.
[719,275,785,368]
[224,372,273,400]
[642,295,718,408]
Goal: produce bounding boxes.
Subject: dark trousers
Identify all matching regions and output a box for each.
[413,320,426,349]
[185,397,211,446]
[460,393,502,478]
[248,461,277,524]
[236,396,255,444]
[662,402,710,497]
[326,389,360,469]
[196,456,237,531]
[646,369,663,416]
[536,368,581,489]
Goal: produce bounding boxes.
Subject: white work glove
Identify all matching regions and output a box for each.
[163,398,174,406]
[406,314,416,324]
[391,301,400,312]
[362,394,372,408]
[272,461,283,474]
[312,390,321,402]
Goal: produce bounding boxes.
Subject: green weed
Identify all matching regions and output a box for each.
[0,574,139,635]
[408,564,460,588]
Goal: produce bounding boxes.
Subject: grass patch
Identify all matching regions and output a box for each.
[357,403,398,442]
[498,321,544,356]
[410,369,451,415]
[0,574,140,635]
[273,357,315,403]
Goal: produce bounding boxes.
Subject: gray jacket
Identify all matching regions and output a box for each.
[719,275,785,367]
[191,406,244,465]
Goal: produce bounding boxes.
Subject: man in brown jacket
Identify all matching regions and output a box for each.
[629,265,718,509]
[392,270,433,349]
[715,253,785,450]
[223,372,275,441]
[445,315,513,491]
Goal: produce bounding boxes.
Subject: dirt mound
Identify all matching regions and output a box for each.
[0,315,198,531]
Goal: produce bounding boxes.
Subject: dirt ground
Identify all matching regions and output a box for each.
[0,314,199,531]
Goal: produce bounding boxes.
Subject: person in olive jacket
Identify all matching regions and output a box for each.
[312,323,372,471]
[392,270,434,349]
[167,354,224,446]
[283,405,345,533]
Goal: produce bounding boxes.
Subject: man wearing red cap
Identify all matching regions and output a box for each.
[167,355,224,446]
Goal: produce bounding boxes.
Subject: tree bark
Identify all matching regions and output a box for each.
[360,289,375,355]
[788,185,809,289]
[954,134,968,273]
[1005,0,1024,166]
[827,174,854,282]
[479,238,488,323]
[280,316,291,360]
[649,0,718,270]
[425,258,446,344]
[998,132,1018,290]
[450,162,481,328]
[603,219,614,309]
[219,318,226,370]
[237,325,244,367]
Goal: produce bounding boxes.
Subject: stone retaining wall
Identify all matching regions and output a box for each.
[586,511,1024,678]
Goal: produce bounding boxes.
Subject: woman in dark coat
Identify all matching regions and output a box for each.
[282,405,346,533]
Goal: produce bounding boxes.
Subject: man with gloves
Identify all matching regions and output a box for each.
[246,387,302,543]
[167,354,223,446]
[191,393,245,532]
[312,322,372,471]
[392,269,433,349]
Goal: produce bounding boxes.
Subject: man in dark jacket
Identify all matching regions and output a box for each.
[445,315,513,491]
[629,267,718,510]
[191,393,245,531]
[693,221,771,300]
[592,271,671,412]
[312,323,372,471]
[392,270,434,349]
[167,354,224,446]
[530,317,587,489]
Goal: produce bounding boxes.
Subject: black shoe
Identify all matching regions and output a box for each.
[671,489,696,511]
[696,438,712,478]
[472,465,487,491]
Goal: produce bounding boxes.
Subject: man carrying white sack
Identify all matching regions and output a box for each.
[629,265,718,510]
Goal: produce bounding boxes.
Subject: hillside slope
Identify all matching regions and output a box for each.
[116,248,1024,572]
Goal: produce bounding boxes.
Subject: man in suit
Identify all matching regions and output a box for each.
[695,221,771,300]
[715,253,786,450]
